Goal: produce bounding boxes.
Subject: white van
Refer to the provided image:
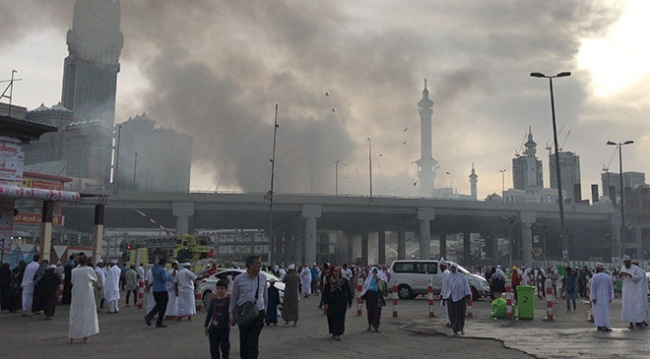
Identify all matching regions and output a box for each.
[388,260,443,299]
[388,260,490,300]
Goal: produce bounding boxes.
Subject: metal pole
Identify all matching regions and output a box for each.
[500,169,506,201]
[133,152,137,191]
[548,78,567,260]
[268,105,279,266]
[509,224,512,268]
[619,145,625,229]
[335,160,339,196]
[113,125,122,195]
[368,138,372,198]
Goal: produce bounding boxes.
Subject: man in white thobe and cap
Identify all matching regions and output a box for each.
[94,260,106,312]
[590,263,614,331]
[300,265,312,298]
[165,261,179,319]
[21,255,41,315]
[104,260,121,313]
[619,255,647,330]
[176,262,198,321]
[145,264,156,314]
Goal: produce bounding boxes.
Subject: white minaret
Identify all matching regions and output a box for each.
[416,80,437,197]
[524,127,540,189]
[469,163,478,199]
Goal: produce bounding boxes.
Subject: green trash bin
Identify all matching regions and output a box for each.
[517,285,535,320]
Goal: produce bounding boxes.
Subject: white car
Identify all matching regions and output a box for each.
[197,269,285,306]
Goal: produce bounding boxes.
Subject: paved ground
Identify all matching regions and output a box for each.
[1,293,648,358]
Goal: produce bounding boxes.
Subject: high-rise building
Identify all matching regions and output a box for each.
[601,171,647,201]
[61,0,123,125]
[60,0,123,186]
[24,103,74,165]
[114,113,192,192]
[512,127,543,190]
[549,151,581,203]
[63,120,112,182]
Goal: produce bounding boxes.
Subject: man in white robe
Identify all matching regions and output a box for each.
[94,260,106,311]
[103,260,121,313]
[21,255,41,315]
[440,260,451,327]
[300,265,312,298]
[619,255,647,330]
[176,262,198,320]
[145,265,156,314]
[69,255,99,343]
[590,263,614,331]
[165,261,179,319]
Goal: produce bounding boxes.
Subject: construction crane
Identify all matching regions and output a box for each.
[514,133,527,157]
[559,130,571,151]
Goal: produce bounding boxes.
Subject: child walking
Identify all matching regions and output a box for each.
[204,279,230,359]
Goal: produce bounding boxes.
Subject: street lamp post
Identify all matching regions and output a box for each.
[335,160,339,196]
[530,71,571,260]
[499,169,507,200]
[133,152,137,191]
[267,105,279,265]
[113,125,122,195]
[367,138,372,199]
[607,140,634,255]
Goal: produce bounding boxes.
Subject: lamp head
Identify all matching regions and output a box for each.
[623,140,634,145]
[530,72,546,78]
[556,72,571,77]
[606,141,616,146]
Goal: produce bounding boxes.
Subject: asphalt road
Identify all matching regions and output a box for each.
[1,293,530,359]
[2,292,649,358]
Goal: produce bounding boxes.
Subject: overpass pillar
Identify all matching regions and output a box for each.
[293,226,303,266]
[520,211,536,266]
[463,232,471,266]
[611,214,622,260]
[488,228,499,262]
[346,234,354,264]
[418,208,435,260]
[439,235,447,260]
[39,201,54,262]
[397,228,406,260]
[361,234,369,266]
[302,204,322,266]
[378,230,386,265]
[173,202,194,235]
[635,227,643,266]
[91,204,105,265]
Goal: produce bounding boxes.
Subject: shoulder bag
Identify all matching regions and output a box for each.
[235,275,260,326]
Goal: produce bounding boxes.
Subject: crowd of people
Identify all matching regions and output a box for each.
[477,256,649,332]
[4,253,650,358]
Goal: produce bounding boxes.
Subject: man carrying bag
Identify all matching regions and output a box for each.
[229,255,267,358]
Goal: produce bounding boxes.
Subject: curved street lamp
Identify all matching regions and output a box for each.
[530,71,571,260]
[607,140,634,257]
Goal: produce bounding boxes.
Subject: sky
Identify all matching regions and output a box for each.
[1,0,649,200]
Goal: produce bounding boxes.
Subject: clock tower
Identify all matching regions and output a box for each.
[61,0,123,125]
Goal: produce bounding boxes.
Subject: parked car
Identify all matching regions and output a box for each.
[387,259,490,300]
[456,264,491,300]
[197,269,285,306]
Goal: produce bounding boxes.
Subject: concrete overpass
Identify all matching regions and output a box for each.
[60,190,634,266]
